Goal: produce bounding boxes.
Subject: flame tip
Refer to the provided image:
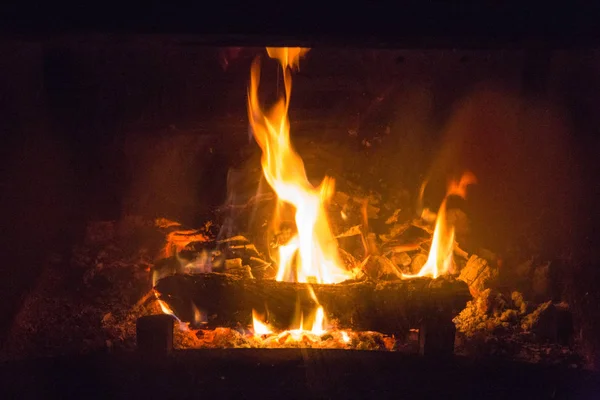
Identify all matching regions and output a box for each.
[404,171,475,279]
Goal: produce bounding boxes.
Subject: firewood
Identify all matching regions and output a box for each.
[154,273,470,337]
[458,255,499,297]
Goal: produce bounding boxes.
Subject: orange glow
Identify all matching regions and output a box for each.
[403,172,477,279]
[247,47,352,285]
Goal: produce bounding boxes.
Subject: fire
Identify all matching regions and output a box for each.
[156,298,190,331]
[252,309,273,335]
[252,305,326,340]
[311,306,326,335]
[251,286,326,339]
[247,47,352,285]
[403,172,477,279]
[157,298,175,315]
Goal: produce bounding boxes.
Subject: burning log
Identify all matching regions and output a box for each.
[154,273,470,339]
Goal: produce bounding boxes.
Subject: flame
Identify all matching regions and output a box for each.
[157,299,175,315]
[307,286,326,335]
[247,48,352,285]
[156,297,191,331]
[251,292,326,340]
[311,306,326,335]
[252,309,273,335]
[403,172,477,279]
[286,306,326,340]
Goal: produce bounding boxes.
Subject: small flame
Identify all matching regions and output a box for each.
[311,306,326,335]
[156,298,190,331]
[307,286,326,335]
[251,299,326,340]
[248,47,352,285]
[286,307,325,340]
[157,299,175,315]
[191,302,207,326]
[252,309,273,335]
[403,172,476,279]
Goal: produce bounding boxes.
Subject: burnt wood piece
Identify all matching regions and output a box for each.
[154,273,470,338]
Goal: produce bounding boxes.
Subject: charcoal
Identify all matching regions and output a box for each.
[458,255,498,297]
[391,252,412,268]
[363,255,403,280]
[224,258,244,271]
[185,240,217,253]
[521,301,558,341]
[224,243,262,260]
[217,235,251,245]
[410,253,428,274]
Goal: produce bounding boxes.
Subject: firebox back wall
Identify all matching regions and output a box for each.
[1,38,598,341]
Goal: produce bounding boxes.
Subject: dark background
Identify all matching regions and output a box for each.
[1,3,600,357]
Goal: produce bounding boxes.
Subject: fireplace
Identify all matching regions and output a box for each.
[1,6,600,397]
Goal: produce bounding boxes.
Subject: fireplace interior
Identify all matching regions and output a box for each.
[1,14,600,398]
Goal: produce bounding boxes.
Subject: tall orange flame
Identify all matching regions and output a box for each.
[248,47,352,285]
[403,172,477,279]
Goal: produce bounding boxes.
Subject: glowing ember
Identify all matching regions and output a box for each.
[341,331,351,343]
[161,230,208,258]
[403,172,477,279]
[247,47,353,285]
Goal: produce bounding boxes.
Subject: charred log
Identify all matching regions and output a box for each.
[154,273,470,337]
